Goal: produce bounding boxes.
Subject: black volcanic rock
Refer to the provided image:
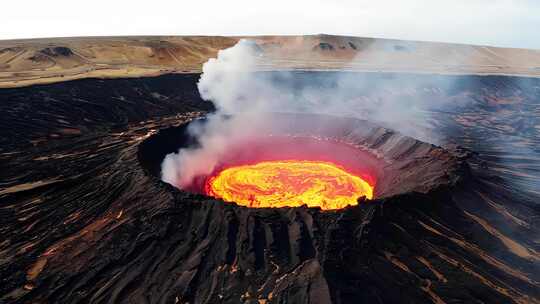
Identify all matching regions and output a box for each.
[0,72,539,304]
[313,42,335,51]
[40,47,75,57]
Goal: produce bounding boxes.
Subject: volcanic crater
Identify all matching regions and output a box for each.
[140,113,467,209]
[134,110,479,303]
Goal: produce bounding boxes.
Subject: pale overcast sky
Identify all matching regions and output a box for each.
[2,0,539,49]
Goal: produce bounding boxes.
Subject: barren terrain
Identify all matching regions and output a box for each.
[2,35,540,88]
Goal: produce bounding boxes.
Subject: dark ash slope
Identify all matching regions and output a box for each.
[0,73,539,304]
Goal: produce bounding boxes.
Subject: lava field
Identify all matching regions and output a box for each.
[1,72,539,303]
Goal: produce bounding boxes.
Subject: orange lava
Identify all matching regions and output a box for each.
[205,160,373,210]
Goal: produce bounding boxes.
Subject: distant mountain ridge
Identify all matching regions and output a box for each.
[1,35,540,88]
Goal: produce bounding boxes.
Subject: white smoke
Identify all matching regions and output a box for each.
[162,40,272,187]
[161,39,462,188]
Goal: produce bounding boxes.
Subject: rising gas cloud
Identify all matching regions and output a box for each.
[161,39,467,189]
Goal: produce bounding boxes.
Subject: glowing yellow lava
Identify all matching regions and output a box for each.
[205,160,373,210]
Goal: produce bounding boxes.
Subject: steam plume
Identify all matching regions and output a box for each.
[161,39,465,188]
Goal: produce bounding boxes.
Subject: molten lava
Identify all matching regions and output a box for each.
[205,160,373,210]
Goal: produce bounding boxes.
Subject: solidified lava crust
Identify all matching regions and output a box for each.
[1,73,539,304]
